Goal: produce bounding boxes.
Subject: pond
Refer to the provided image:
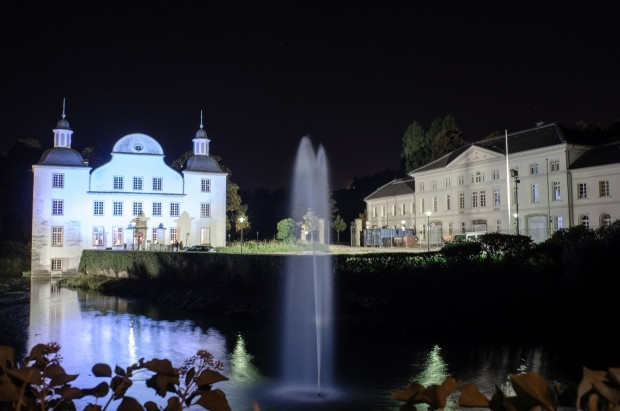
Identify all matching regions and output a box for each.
[0,277,611,410]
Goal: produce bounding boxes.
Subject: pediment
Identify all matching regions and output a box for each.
[448,145,503,167]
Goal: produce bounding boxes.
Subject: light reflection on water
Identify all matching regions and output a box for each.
[25,279,559,410]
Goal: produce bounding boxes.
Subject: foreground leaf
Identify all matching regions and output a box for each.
[92,363,113,377]
[118,395,144,411]
[196,389,232,411]
[423,377,460,409]
[196,369,229,386]
[0,346,15,371]
[391,382,426,403]
[510,372,556,411]
[577,367,608,410]
[6,367,41,384]
[459,383,490,407]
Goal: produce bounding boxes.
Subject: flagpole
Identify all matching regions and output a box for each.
[505,130,511,233]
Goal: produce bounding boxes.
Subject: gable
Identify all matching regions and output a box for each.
[448,145,503,167]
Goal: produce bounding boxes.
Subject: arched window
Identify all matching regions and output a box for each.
[580,215,589,229]
[601,213,611,227]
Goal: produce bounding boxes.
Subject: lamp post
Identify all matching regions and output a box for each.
[510,169,520,235]
[425,211,432,252]
[238,216,246,253]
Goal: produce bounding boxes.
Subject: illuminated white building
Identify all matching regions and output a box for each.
[364,122,620,245]
[31,106,227,276]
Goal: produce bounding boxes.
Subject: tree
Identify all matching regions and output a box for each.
[332,214,347,244]
[401,121,428,173]
[401,115,466,173]
[428,115,466,161]
[276,218,297,242]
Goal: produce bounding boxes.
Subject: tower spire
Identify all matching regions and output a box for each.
[193,109,210,156]
[53,98,73,148]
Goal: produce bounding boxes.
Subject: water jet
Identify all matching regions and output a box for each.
[280,136,334,399]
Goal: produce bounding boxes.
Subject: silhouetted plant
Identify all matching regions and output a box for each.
[0,343,231,411]
[392,367,620,411]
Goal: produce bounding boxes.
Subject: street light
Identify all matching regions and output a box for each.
[511,169,520,235]
[238,216,246,253]
[425,211,432,252]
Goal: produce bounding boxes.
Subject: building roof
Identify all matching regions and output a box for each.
[414,122,568,173]
[112,133,164,155]
[184,155,224,172]
[36,147,86,166]
[364,176,415,200]
[570,140,620,169]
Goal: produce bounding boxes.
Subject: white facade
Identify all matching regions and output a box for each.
[31,108,227,276]
[365,123,620,244]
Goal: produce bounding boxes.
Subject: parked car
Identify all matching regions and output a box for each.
[451,232,487,243]
[183,244,216,252]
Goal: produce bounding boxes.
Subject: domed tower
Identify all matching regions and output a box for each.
[31,99,91,276]
[182,111,228,247]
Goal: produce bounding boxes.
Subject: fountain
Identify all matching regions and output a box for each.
[278,136,337,402]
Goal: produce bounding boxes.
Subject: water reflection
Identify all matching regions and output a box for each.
[24,279,564,410]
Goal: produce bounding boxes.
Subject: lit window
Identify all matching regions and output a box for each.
[170,203,180,217]
[494,188,501,206]
[52,173,64,188]
[201,179,211,192]
[93,227,104,246]
[52,200,63,215]
[153,177,163,191]
[114,176,124,190]
[531,184,539,203]
[52,226,63,247]
[201,203,211,218]
[94,201,104,216]
[552,182,561,201]
[113,227,124,245]
[113,202,123,216]
[133,177,143,190]
[601,213,611,227]
[170,227,179,243]
[578,183,587,199]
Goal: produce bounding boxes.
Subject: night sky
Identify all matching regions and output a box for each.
[2,2,618,191]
